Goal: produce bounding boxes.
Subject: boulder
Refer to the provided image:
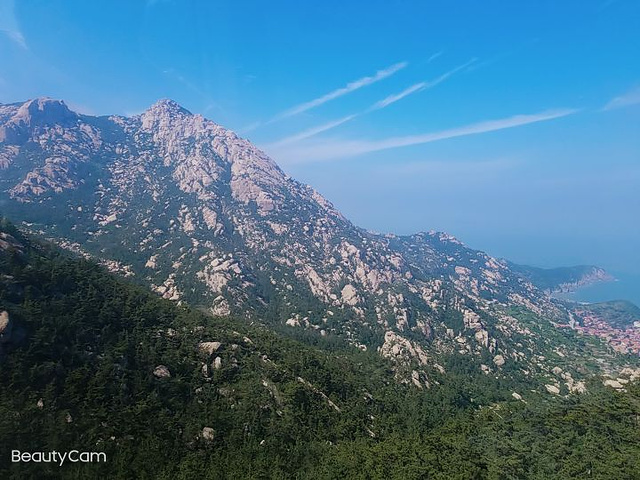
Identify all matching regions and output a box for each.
[603,379,624,390]
[545,384,560,395]
[341,284,358,306]
[202,427,215,441]
[474,329,489,348]
[153,365,171,378]
[0,311,12,342]
[198,341,222,356]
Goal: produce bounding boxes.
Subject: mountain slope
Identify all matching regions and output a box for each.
[2,222,640,479]
[0,97,634,387]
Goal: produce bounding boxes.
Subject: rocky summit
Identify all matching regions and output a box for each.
[0,98,634,390]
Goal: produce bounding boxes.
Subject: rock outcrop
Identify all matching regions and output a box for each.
[0,311,12,342]
[153,365,171,379]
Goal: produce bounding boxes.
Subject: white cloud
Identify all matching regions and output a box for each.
[603,86,640,110]
[370,59,475,111]
[270,61,408,122]
[427,51,443,63]
[0,0,27,50]
[269,114,357,146]
[265,108,579,163]
[269,59,476,146]
[369,82,427,111]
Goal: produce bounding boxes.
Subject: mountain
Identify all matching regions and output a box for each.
[0,97,636,389]
[2,221,640,479]
[508,263,614,294]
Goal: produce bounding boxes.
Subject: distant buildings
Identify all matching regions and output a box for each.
[573,309,640,355]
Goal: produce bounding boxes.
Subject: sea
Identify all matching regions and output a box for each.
[554,272,640,306]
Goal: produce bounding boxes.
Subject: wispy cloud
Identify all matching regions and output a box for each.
[1,29,26,49]
[269,59,476,145]
[270,115,357,146]
[370,59,475,111]
[427,51,443,63]
[265,108,579,163]
[0,0,27,50]
[369,82,426,111]
[270,61,408,122]
[603,86,640,110]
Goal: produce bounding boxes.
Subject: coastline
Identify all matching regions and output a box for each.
[552,273,640,307]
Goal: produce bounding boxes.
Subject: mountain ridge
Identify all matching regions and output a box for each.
[0,97,635,389]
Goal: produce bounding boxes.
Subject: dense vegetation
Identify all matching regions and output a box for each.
[1,220,640,479]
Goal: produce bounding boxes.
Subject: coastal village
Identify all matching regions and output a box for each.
[573,307,640,355]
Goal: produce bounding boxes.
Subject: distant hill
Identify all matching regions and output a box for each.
[508,263,613,293]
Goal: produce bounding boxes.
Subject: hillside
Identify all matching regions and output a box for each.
[1,222,640,478]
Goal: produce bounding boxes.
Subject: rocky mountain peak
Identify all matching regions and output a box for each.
[132,98,292,213]
[0,97,77,143]
[144,98,193,119]
[15,97,76,126]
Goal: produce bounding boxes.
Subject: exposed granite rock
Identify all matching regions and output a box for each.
[603,379,624,390]
[153,365,171,379]
[198,341,222,356]
[0,311,12,342]
[202,427,215,441]
[545,384,560,395]
[213,357,223,370]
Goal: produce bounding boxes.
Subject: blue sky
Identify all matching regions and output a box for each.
[1,0,639,274]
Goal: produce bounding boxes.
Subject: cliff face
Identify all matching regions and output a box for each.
[0,98,627,387]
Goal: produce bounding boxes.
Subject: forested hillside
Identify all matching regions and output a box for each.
[0,220,639,479]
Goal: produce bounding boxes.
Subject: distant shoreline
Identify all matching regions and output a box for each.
[551,273,640,307]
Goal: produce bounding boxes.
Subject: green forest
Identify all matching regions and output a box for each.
[1,220,640,479]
